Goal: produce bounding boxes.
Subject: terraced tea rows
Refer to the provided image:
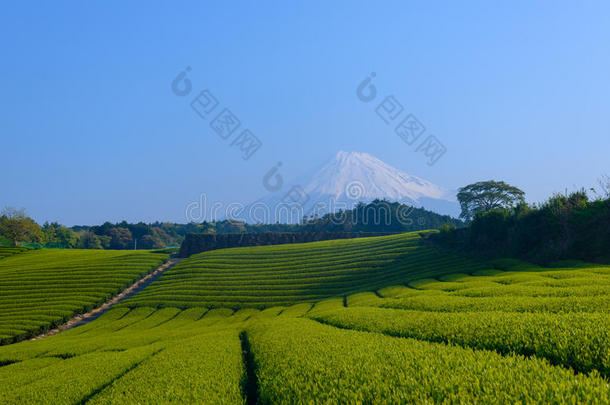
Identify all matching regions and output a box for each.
[1,304,609,403]
[123,232,487,309]
[2,233,610,403]
[248,317,610,403]
[311,307,610,376]
[309,259,610,377]
[0,307,249,403]
[373,260,610,313]
[0,246,30,260]
[0,249,168,344]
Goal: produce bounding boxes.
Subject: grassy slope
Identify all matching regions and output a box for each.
[0,246,31,260]
[0,249,168,344]
[0,302,608,403]
[1,233,610,401]
[122,231,488,309]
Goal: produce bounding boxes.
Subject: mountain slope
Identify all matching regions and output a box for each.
[303,151,448,202]
[246,151,459,223]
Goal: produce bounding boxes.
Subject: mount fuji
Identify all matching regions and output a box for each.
[243,151,459,223]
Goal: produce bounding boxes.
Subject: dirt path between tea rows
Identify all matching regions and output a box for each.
[29,258,182,341]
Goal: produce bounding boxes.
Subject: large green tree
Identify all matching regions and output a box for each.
[457,181,525,221]
[0,207,42,246]
[54,224,79,248]
[78,231,104,249]
[107,227,133,250]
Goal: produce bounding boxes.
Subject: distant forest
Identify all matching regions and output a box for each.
[0,200,462,249]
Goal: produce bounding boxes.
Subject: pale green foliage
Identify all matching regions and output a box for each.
[247,318,610,403]
[311,307,610,376]
[0,307,248,404]
[88,332,244,404]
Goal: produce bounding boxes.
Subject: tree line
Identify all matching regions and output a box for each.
[0,210,192,249]
[0,200,463,249]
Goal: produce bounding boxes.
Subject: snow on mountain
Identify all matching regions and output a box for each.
[240,151,459,223]
[302,151,449,202]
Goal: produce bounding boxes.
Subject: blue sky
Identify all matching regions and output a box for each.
[1,1,609,225]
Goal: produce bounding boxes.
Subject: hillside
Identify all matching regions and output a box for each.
[121,232,486,309]
[0,248,609,402]
[0,249,168,344]
[0,246,31,260]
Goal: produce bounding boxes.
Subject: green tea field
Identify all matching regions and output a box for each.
[6,2,608,402]
[1,232,609,403]
[122,232,487,308]
[0,249,168,344]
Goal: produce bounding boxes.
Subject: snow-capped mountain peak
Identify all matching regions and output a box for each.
[240,151,459,223]
[303,150,450,202]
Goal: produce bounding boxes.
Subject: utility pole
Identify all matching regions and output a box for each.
[134,238,137,250]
